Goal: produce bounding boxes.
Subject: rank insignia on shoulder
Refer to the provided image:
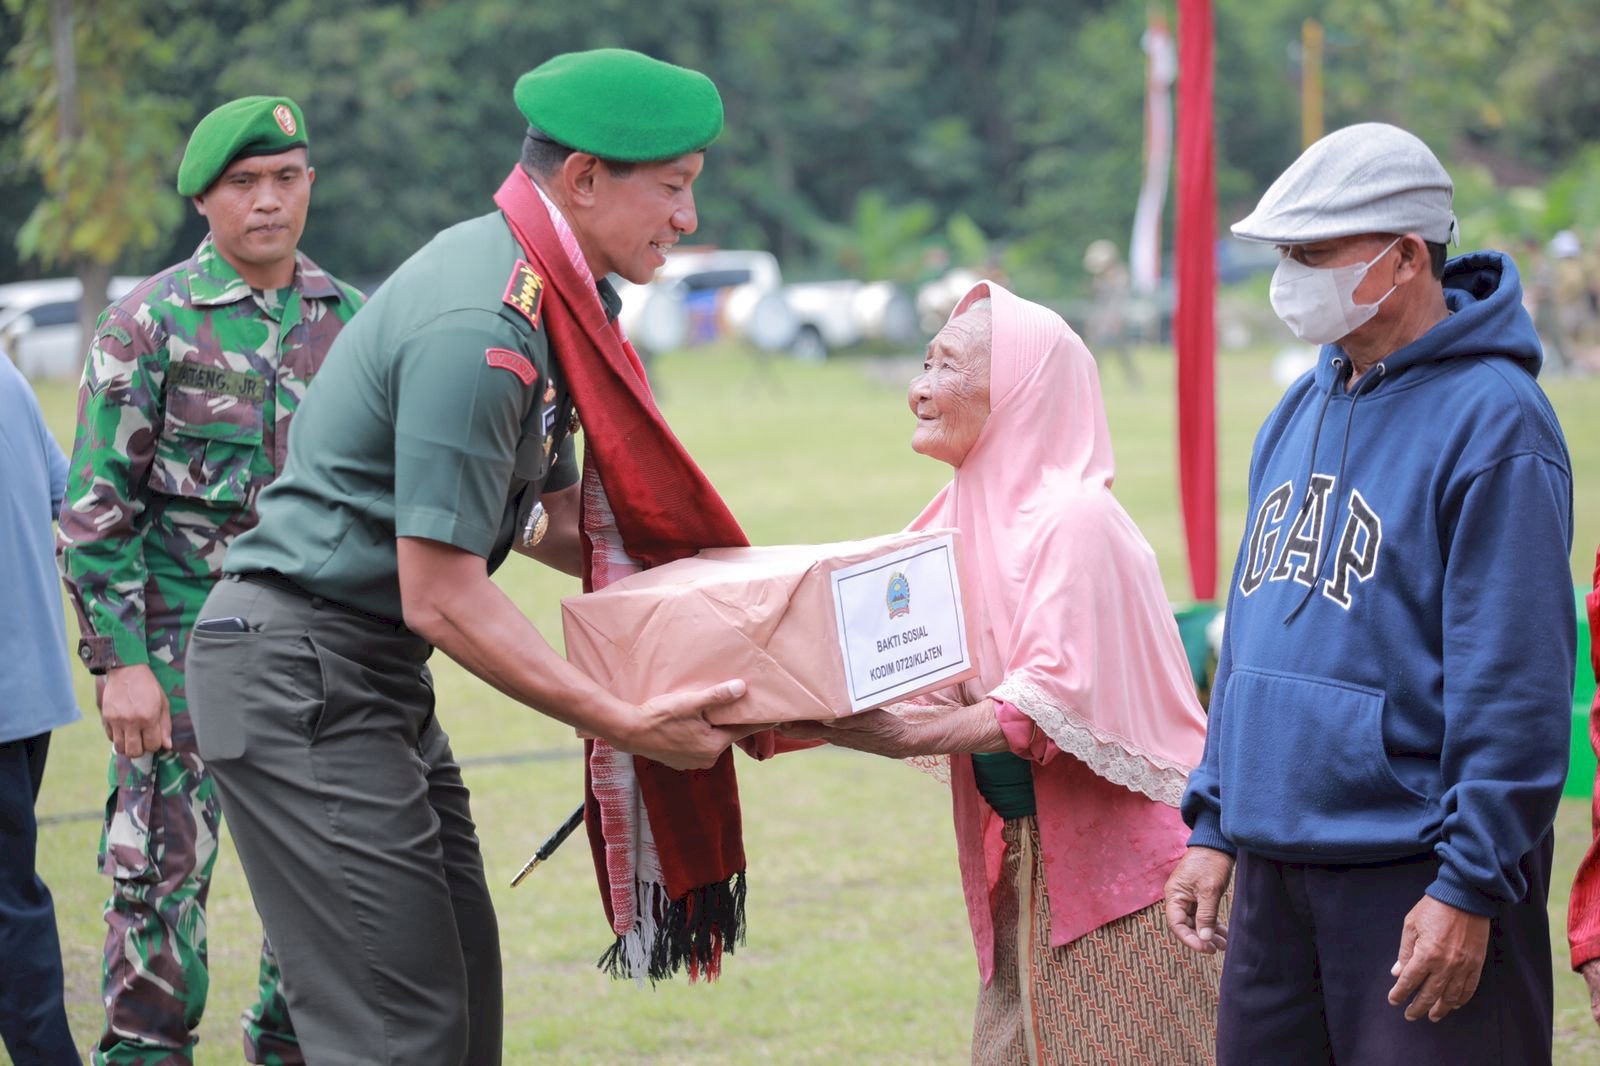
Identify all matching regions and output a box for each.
[503,259,544,330]
[485,347,538,386]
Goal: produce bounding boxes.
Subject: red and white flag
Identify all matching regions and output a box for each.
[1131,14,1176,297]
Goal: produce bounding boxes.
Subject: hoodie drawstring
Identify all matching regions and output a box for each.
[1283,360,1387,624]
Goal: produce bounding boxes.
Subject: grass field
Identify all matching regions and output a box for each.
[26,340,1600,1063]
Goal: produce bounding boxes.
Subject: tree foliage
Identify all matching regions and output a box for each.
[3,0,1599,300]
[1,0,188,270]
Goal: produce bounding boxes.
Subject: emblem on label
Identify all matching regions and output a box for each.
[886,572,911,619]
[273,104,297,136]
[502,260,544,329]
[485,347,538,386]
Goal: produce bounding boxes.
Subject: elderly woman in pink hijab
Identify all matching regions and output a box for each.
[785,281,1220,1063]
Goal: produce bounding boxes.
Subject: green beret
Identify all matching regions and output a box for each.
[513,49,723,163]
[177,96,309,197]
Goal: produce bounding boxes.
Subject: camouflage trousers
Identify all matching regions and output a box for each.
[95,597,301,1066]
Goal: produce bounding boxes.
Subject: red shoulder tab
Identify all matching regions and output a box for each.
[503,259,544,330]
[485,347,538,386]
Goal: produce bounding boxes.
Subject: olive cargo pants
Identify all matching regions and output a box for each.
[187,575,503,1066]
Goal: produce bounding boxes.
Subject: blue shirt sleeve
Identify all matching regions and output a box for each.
[1180,408,1284,858]
[1427,451,1574,915]
[1182,536,1245,855]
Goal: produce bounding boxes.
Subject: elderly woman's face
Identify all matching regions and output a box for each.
[908,306,991,467]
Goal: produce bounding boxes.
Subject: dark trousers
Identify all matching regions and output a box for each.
[1218,839,1554,1066]
[0,732,82,1065]
[187,576,502,1066]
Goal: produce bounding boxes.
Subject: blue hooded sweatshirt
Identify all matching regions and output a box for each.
[1182,251,1574,917]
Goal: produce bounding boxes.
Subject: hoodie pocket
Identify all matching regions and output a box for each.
[1218,667,1428,858]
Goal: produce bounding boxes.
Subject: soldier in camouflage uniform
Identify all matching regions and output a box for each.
[57,96,365,1066]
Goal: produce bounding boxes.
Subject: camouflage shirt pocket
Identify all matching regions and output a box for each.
[149,362,267,508]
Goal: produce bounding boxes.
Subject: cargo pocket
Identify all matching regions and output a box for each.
[99,755,158,883]
[1217,667,1429,856]
[149,375,265,507]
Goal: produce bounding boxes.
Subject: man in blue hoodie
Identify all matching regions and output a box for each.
[1164,122,1574,1063]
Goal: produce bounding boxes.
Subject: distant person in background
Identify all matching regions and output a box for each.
[1082,238,1138,386]
[0,355,82,1065]
[784,281,1218,1064]
[1520,233,1572,374]
[1552,229,1597,368]
[1166,122,1573,1064]
[57,95,365,1065]
[1568,545,1600,1028]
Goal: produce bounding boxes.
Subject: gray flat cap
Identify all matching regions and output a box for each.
[1232,122,1458,246]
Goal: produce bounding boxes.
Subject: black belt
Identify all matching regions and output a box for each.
[234,571,407,630]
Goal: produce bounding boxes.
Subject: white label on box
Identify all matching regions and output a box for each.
[830,532,972,713]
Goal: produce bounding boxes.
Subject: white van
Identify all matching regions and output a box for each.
[0,276,141,380]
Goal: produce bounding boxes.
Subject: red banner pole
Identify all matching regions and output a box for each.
[1175,0,1217,602]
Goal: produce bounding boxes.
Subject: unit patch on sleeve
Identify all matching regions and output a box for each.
[502,259,544,329]
[485,347,538,386]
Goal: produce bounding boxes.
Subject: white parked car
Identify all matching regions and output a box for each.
[0,275,141,379]
[614,249,918,360]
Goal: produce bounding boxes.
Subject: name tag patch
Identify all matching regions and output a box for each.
[169,361,267,404]
[486,347,538,386]
[502,259,544,329]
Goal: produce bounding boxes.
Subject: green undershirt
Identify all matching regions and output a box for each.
[971,751,1037,819]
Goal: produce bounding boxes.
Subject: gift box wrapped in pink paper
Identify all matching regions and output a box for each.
[561,528,979,725]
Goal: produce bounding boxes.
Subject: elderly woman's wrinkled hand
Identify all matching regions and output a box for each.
[776,708,926,759]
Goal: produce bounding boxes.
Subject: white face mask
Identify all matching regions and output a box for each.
[1269,236,1402,345]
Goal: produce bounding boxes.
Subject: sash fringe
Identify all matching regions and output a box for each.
[597,871,748,984]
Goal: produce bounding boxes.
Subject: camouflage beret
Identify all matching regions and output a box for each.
[513,49,722,163]
[177,96,309,197]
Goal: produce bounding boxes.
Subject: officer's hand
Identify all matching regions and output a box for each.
[1163,846,1234,954]
[621,680,749,770]
[1580,958,1600,1028]
[1387,895,1490,1022]
[100,664,172,759]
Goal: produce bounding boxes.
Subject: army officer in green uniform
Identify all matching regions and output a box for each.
[185,50,752,1065]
